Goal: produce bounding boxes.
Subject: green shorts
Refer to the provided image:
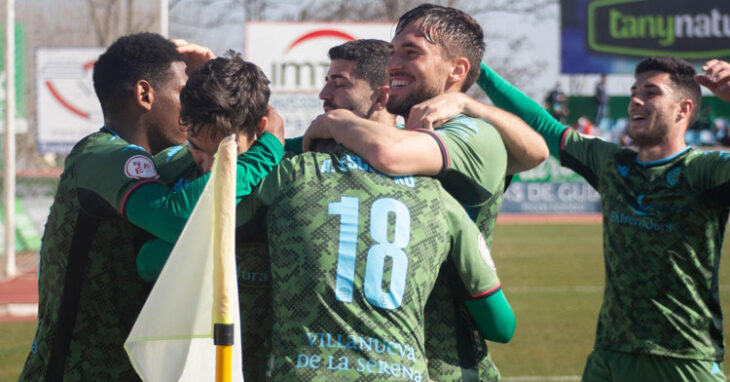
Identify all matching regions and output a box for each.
[582,349,725,382]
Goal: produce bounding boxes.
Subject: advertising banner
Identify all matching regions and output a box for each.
[36,48,104,153]
[245,22,394,136]
[501,157,602,213]
[561,0,730,74]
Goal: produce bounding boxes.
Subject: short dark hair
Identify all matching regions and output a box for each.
[93,32,184,115]
[328,39,391,89]
[180,51,270,139]
[396,4,485,91]
[635,57,702,123]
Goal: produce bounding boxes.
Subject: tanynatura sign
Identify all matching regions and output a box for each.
[587,0,730,59]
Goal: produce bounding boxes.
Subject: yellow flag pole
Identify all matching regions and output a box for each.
[212,135,237,382]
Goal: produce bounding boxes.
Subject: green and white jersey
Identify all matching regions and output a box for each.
[419,115,507,381]
[237,148,501,381]
[561,129,730,361]
[20,128,161,381]
[154,145,273,381]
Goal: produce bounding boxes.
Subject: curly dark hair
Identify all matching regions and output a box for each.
[328,39,391,89]
[93,32,184,115]
[179,51,270,139]
[396,4,485,91]
[635,57,702,123]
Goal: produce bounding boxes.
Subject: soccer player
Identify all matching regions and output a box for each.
[477,57,730,381]
[142,52,280,381]
[19,33,284,381]
[145,50,516,381]
[301,5,548,380]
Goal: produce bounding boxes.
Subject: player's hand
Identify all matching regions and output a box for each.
[172,39,216,73]
[695,59,730,102]
[303,109,358,151]
[405,93,470,130]
[263,105,285,146]
[303,113,335,152]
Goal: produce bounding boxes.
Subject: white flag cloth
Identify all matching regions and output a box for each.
[125,136,243,382]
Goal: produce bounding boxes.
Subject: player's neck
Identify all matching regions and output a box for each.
[636,140,687,163]
[369,109,397,127]
[104,119,152,153]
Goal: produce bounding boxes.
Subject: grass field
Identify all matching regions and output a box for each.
[1,222,729,381]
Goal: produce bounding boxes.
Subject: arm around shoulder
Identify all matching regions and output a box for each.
[305,109,445,176]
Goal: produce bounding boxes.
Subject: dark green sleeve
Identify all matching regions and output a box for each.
[284,136,303,155]
[464,289,516,343]
[237,157,296,226]
[137,239,174,282]
[234,133,285,199]
[125,132,285,243]
[688,151,730,207]
[478,62,567,157]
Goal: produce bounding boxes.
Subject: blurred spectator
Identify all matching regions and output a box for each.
[574,115,594,136]
[594,74,609,126]
[715,118,730,146]
[545,82,568,123]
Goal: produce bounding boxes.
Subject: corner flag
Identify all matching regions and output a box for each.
[124,135,243,381]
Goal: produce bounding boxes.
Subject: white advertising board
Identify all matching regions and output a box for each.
[36,48,104,153]
[245,22,394,137]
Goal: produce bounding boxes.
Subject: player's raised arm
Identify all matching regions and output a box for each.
[406,92,548,174]
[478,62,568,157]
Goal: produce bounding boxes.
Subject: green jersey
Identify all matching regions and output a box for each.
[20,128,162,381]
[478,62,730,362]
[154,144,273,381]
[561,130,730,360]
[419,115,508,381]
[236,148,502,381]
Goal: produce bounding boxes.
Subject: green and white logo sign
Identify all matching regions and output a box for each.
[588,0,730,59]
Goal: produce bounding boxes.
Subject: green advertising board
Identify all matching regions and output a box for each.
[562,0,730,73]
[0,23,26,125]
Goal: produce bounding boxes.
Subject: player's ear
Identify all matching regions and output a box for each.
[373,85,390,110]
[676,97,694,125]
[447,57,469,88]
[135,80,154,111]
[256,116,268,138]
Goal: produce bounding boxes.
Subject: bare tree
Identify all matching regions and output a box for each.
[86,0,159,45]
[293,0,556,22]
[169,0,555,92]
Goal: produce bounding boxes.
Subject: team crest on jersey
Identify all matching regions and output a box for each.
[666,167,680,187]
[616,163,629,178]
[477,234,496,270]
[124,155,159,179]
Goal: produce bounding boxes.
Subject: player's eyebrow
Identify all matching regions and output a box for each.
[330,73,348,80]
[398,41,422,51]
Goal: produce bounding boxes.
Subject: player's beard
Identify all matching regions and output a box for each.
[386,83,440,118]
[628,117,671,148]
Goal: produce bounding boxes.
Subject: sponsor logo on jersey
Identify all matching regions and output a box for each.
[124,155,159,179]
[631,194,655,217]
[666,167,680,187]
[478,233,496,270]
